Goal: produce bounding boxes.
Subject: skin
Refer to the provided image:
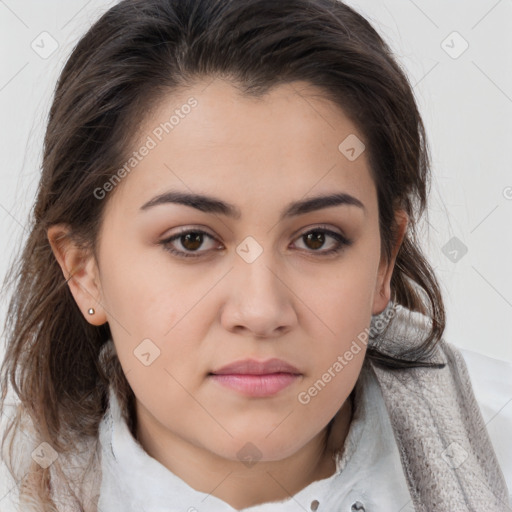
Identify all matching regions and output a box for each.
[48,78,407,509]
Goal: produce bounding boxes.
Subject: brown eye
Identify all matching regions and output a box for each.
[293,227,352,256]
[160,229,220,258]
[180,232,204,251]
[303,231,326,250]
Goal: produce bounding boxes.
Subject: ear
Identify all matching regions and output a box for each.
[372,209,408,315]
[47,224,107,326]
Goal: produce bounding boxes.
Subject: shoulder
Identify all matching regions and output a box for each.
[370,304,512,505]
[454,345,512,503]
[0,400,101,512]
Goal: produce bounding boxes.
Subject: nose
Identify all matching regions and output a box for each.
[219,250,297,338]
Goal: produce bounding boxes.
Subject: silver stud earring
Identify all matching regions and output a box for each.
[88,308,95,315]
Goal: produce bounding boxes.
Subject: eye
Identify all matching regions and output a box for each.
[291,226,352,256]
[159,228,220,258]
[159,225,352,259]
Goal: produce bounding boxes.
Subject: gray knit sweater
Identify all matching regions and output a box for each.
[367,302,511,511]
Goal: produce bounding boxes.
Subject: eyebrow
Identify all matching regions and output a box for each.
[139,190,365,219]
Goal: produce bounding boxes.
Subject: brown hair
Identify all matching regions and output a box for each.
[0,0,445,509]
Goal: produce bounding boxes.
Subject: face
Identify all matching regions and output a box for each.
[50,78,403,464]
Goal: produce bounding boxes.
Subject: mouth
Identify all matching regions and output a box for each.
[208,358,302,397]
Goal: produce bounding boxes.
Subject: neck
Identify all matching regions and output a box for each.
[134,395,353,509]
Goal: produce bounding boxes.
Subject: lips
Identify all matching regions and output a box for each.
[209,358,301,376]
[209,358,302,397]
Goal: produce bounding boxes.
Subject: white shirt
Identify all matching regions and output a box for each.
[460,348,512,503]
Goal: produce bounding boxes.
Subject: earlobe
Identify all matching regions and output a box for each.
[47,224,107,326]
[372,210,409,315]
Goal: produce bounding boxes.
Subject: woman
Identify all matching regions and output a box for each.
[0,0,510,510]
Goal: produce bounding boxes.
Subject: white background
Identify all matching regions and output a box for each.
[0,0,511,363]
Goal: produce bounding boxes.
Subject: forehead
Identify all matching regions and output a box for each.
[104,78,375,218]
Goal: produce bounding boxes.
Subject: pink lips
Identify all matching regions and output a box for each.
[209,358,302,397]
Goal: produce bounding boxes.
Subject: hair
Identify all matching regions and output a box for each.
[0,0,446,509]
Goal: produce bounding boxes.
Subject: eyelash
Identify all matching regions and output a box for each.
[159,225,352,259]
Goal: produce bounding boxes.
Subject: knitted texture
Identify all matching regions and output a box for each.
[369,303,511,511]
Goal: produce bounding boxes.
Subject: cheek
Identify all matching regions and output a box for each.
[294,233,379,399]
[298,345,365,415]
[301,233,381,334]
[104,278,207,378]
[98,232,195,333]
[96,239,206,385]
